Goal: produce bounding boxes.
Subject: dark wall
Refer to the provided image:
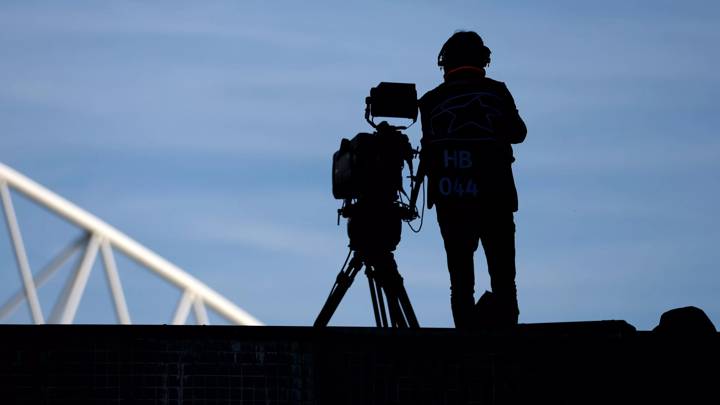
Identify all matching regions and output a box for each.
[1,323,717,404]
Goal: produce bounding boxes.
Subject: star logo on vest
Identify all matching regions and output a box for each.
[430,92,503,138]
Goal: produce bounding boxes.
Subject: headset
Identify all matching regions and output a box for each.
[437,31,492,70]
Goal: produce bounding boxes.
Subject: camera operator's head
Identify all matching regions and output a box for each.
[437,31,491,73]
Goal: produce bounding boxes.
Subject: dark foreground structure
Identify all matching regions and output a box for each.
[2,322,718,404]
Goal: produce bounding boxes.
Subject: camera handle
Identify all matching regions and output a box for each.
[364,100,416,130]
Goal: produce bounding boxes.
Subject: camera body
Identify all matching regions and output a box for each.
[332,82,417,201]
[331,83,419,252]
[332,126,412,201]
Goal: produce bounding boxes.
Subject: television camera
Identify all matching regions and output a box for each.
[314,82,421,328]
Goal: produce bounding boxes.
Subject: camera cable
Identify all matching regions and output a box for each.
[406,180,425,233]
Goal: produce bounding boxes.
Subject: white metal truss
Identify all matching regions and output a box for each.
[0,162,262,326]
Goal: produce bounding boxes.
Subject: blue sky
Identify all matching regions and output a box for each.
[1,1,719,330]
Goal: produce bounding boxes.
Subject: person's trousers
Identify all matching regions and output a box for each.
[436,202,518,328]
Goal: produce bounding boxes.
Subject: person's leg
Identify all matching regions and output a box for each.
[444,246,475,328]
[436,203,481,329]
[479,211,519,325]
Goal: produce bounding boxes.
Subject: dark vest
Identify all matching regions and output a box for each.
[418,71,526,211]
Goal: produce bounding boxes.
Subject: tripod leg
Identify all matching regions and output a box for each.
[369,262,406,328]
[384,287,408,328]
[376,279,390,327]
[374,254,419,328]
[366,268,382,327]
[314,254,363,327]
[367,266,389,327]
[395,284,420,328]
[387,270,419,328]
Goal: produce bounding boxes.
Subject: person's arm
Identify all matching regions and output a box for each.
[500,83,527,144]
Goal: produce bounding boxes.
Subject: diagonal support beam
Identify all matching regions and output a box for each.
[0,182,44,324]
[193,298,209,325]
[172,290,194,325]
[0,233,87,321]
[100,239,131,324]
[50,233,101,324]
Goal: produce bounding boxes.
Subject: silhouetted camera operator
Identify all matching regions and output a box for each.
[413,31,527,328]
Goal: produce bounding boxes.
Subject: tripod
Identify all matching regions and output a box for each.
[314,248,419,328]
[319,116,419,328]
